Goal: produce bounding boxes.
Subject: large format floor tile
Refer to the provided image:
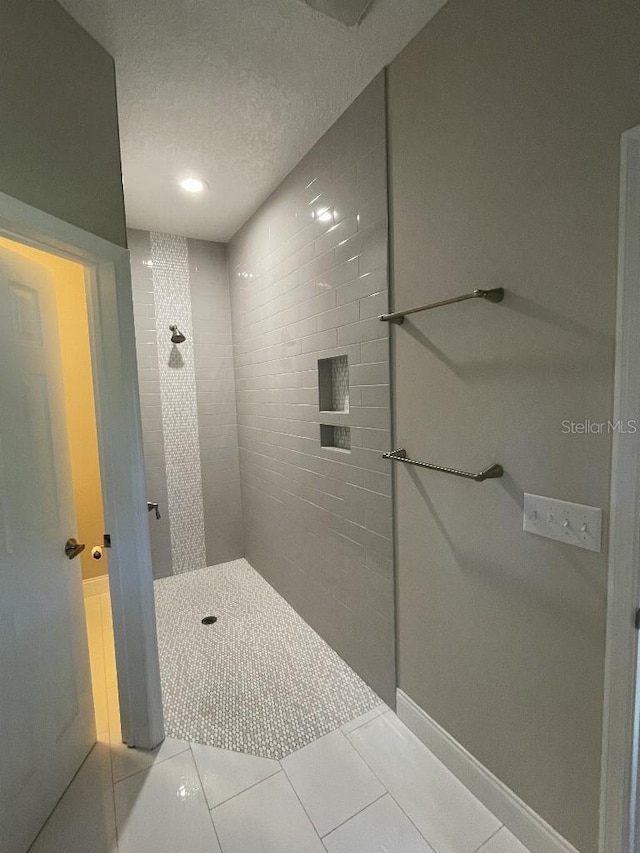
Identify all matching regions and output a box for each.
[110,735,190,783]
[52,567,528,853]
[281,729,385,836]
[340,704,387,736]
[323,794,436,853]
[29,743,117,853]
[348,712,501,853]
[211,771,324,853]
[191,742,280,808]
[114,749,220,853]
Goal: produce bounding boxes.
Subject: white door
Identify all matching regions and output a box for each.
[0,245,94,852]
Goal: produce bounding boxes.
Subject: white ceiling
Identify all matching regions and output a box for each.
[59,0,447,242]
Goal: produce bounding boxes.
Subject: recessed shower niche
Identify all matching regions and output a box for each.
[320,424,351,451]
[318,355,351,451]
[318,354,349,413]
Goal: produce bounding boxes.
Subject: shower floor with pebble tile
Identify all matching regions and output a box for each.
[153,557,382,759]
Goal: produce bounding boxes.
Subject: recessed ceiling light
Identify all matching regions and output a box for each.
[179,176,208,193]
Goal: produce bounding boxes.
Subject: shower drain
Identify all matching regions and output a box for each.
[201,616,218,625]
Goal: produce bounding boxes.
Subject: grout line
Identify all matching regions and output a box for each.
[202,762,282,811]
[189,743,224,851]
[340,703,386,736]
[110,751,121,853]
[361,783,433,851]
[345,712,443,852]
[279,764,325,843]
[347,712,508,853]
[111,743,191,786]
[26,743,111,853]
[472,825,505,853]
[319,791,387,840]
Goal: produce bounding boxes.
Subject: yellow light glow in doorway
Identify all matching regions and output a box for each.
[0,236,106,581]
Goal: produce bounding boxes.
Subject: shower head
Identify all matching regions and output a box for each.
[169,324,186,344]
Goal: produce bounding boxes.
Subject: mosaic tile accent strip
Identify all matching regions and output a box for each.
[154,559,383,759]
[150,232,207,574]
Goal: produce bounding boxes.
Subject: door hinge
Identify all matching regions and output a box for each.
[635,608,640,630]
[103,534,112,549]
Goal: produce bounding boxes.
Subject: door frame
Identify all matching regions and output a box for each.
[600,125,640,853]
[0,190,164,751]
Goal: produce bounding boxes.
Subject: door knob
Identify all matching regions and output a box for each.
[64,538,86,560]
[147,501,161,520]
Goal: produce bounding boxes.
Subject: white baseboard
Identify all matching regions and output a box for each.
[82,574,109,598]
[396,690,581,853]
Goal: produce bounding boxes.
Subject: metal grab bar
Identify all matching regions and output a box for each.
[379,287,504,325]
[383,448,504,482]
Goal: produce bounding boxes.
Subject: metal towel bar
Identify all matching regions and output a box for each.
[379,287,504,324]
[383,448,503,482]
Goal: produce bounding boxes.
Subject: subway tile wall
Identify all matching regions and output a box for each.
[228,74,395,704]
[129,229,244,578]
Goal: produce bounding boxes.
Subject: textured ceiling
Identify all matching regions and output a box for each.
[59,0,448,241]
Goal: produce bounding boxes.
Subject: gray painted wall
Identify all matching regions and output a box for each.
[229,75,395,705]
[387,1,640,850]
[0,0,126,247]
[129,229,243,578]
[189,239,244,565]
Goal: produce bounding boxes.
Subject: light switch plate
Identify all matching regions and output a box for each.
[523,493,602,552]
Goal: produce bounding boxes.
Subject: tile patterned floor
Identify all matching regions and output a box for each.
[28,572,531,853]
[29,706,531,853]
[154,559,383,758]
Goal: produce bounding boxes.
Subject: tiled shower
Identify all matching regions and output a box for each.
[129,231,243,577]
[128,74,394,706]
